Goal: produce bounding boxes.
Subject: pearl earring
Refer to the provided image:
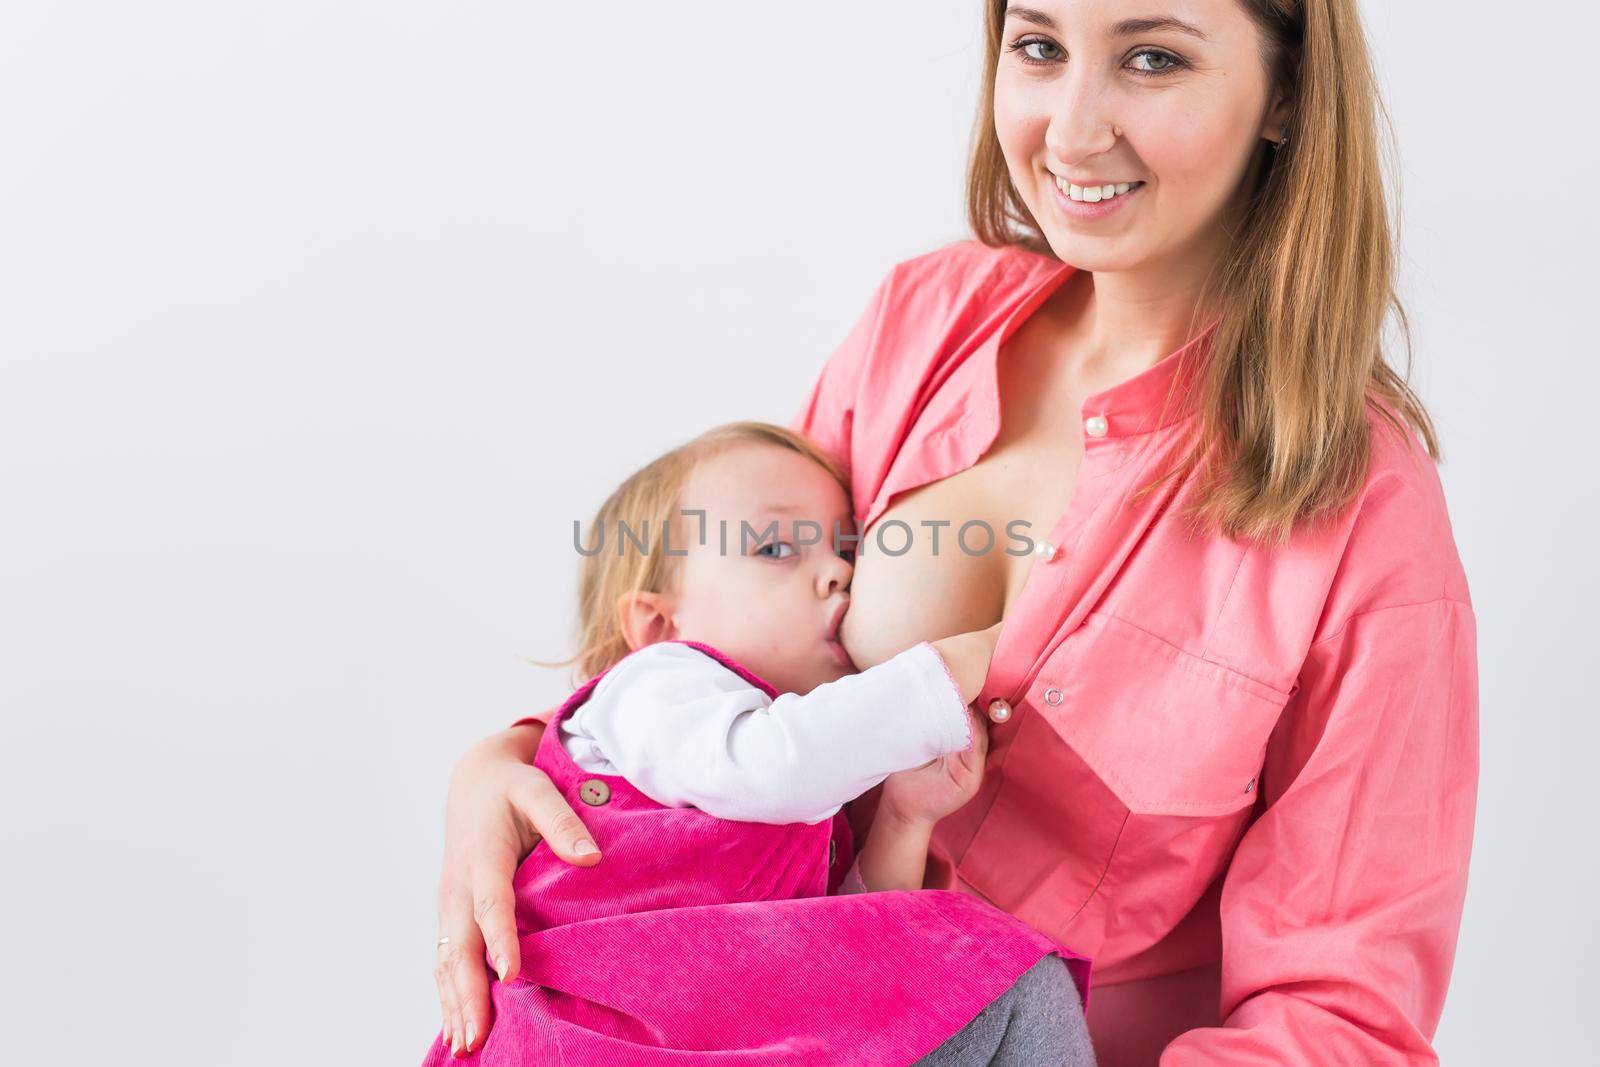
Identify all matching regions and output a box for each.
[1275,122,1290,149]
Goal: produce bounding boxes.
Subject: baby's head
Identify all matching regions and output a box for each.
[568,421,858,695]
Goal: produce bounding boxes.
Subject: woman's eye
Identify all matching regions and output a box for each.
[1007,37,1063,65]
[756,541,796,560]
[1127,49,1184,75]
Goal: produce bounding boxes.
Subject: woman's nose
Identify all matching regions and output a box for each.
[1043,72,1121,164]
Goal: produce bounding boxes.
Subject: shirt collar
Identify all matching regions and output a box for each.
[1013,258,1220,441]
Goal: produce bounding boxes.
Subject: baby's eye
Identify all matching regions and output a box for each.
[755,540,796,560]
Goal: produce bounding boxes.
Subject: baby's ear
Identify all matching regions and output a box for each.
[616,590,678,651]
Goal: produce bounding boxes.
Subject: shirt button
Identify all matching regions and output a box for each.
[1244,776,1256,794]
[829,839,838,867]
[1043,687,1063,706]
[1084,414,1109,438]
[578,778,612,806]
[1034,538,1059,561]
[987,698,1012,724]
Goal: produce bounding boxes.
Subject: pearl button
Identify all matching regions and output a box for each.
[578,778,612,806]
[1084,414,1109,438]
[1043,687,1063,706]
[1244,777,1256,794]
[1034,539,1059,561]
[987,698,1012,724]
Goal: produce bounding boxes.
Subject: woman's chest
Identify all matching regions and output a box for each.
[840,316,1091,669]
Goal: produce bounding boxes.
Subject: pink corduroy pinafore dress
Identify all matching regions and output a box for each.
[421,639,1091,1066]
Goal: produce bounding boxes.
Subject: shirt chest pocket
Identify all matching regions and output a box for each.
[1031,612,1294,817]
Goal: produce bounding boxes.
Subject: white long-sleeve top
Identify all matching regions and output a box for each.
[558,639,972,827]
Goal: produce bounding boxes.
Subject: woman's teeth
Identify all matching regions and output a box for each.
[1056,177,1143,203]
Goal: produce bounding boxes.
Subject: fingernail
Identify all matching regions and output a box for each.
[573,839,599,856]
[466,1024,478,1051]
[451,1033,463,1055]
[495,955,508,981]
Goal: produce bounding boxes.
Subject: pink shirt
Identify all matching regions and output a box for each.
[787,239,1478,1066]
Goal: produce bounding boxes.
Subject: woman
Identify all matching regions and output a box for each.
[433,1,1478,1063]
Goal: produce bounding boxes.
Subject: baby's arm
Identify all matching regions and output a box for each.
[836,695,989,893]
[839,807,937,893]
[565,637,985,825]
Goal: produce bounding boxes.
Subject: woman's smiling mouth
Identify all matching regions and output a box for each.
[1055,176,1144,202]
[1049,174,1146,219]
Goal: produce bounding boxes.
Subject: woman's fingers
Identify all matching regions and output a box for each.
[439,836,515,1055]
[428,739,600,1056]
[508,765,602,868]
[433,902,479,1056]
[443,910,490,1055]
[468,845,523,990]
[432,937,461,1054]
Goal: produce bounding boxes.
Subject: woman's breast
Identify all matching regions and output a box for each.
[839,436,1077,670]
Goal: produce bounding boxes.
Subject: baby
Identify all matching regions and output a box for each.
[423,420,1093,1066]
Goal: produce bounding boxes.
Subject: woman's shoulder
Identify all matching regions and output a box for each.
[879,237,1060,309]
[1307,400,1474,637]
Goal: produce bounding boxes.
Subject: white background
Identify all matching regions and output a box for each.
[2,2,1594,1063]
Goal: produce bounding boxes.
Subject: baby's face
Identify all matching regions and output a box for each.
[665,442,858,695]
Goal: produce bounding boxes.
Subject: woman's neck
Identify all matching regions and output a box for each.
[1056,241,1222,388]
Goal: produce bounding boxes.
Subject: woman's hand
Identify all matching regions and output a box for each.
[878,700,989,827]
[433,722,601,1057]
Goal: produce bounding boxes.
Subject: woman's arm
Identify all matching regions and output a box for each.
[433,719,599,1058]
[1162,597,1478,1065]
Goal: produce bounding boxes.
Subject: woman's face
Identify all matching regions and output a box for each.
[993,0,1290,274]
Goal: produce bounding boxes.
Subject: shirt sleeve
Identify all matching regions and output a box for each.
[787,263,899,476]
[1162,597,1479,1066]
[563,640,972,825]
[511,705,558,729]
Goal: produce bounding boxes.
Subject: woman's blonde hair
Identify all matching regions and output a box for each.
[529,421,849,686]
[966,0,1438,545]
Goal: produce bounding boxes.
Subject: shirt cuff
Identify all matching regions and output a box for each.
[907,640,974,754]
[510,706,558,729]
[834,856,870,895]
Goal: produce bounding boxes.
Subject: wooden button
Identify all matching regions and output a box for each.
[578,778,611,806]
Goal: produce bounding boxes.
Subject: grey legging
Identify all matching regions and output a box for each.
[911,954,1097,1066]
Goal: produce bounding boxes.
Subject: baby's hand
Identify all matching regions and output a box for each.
[928,620,1005,705]
[879,701,988,827]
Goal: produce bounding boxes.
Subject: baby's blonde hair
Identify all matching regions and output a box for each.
[530,421,849,686]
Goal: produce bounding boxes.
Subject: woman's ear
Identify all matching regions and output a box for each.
[1262,87,1294,144]
[616,590,679,651]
